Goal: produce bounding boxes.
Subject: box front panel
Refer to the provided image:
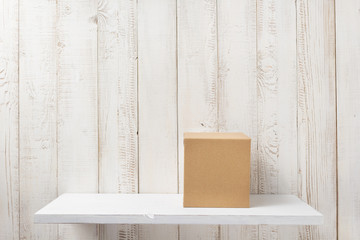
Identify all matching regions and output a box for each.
[184,138,250,207]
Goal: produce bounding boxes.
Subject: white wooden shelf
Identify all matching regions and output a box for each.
[34,194,323,225]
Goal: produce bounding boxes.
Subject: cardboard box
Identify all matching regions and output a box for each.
[183,132,250,208]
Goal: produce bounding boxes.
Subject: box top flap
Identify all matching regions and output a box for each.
[184,132,250,140]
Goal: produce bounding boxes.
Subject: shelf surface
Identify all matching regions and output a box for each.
[34,194,323,225]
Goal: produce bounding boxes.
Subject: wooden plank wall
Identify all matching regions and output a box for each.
[57,1,99,240]
[1,0,359,239]
[297,0,337,239]
[178,0,219,239]
[138,0,178,239]
[217,0,257,239]
[336,0,360,239]
[0,0,18,239]
[98,0,138,239]
[19,1,57,240]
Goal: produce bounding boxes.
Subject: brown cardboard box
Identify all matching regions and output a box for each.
[183,132,250,208]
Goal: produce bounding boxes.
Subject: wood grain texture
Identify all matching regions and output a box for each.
[138,0,178,239]
[297,0,337,239]
[0,0,19,239]
[97,0,138,239]
[138,0,177,196]
[177,0,219,238]
[57,0,98,239]
[336,0,360,238]
[19,0,58,239]
[217,0,257,239]
[257,0,298,238]
[0,0,348,239]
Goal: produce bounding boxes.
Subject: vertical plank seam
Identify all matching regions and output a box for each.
[17,0,21,239]
[255,0,259,196]
[176,0,180,235]
[295,1,301,239]
[96,0,100,197]
[215,0,221,239]
[96,0,100,239]
[295,0,299,203]
[215,0,220,134]
[136,0,140,195]
[295,0,298,197]
[255,0,260,238]
[175,0,181,240]
[334,0,338,238]
[176,0,180,198]
[176,1,180,238]
[55,1,60,238]
[136,0,140,238]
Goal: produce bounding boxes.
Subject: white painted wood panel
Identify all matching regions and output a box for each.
[297,0,337,239]
[257,0,297,196]
[57,0,98,239]
[336,0,360,238]
[138,0,178,239]
[34,194,323,225]
[97,0,138,239]
[138,0,177,196]
[0,0,19,239]
[257,0,298,238]
[217,0,257,239]
[0,0,349,239]
[177,0,219,238]
[19,0,58,239]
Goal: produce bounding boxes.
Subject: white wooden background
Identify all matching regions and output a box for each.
[0,0,357,239]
